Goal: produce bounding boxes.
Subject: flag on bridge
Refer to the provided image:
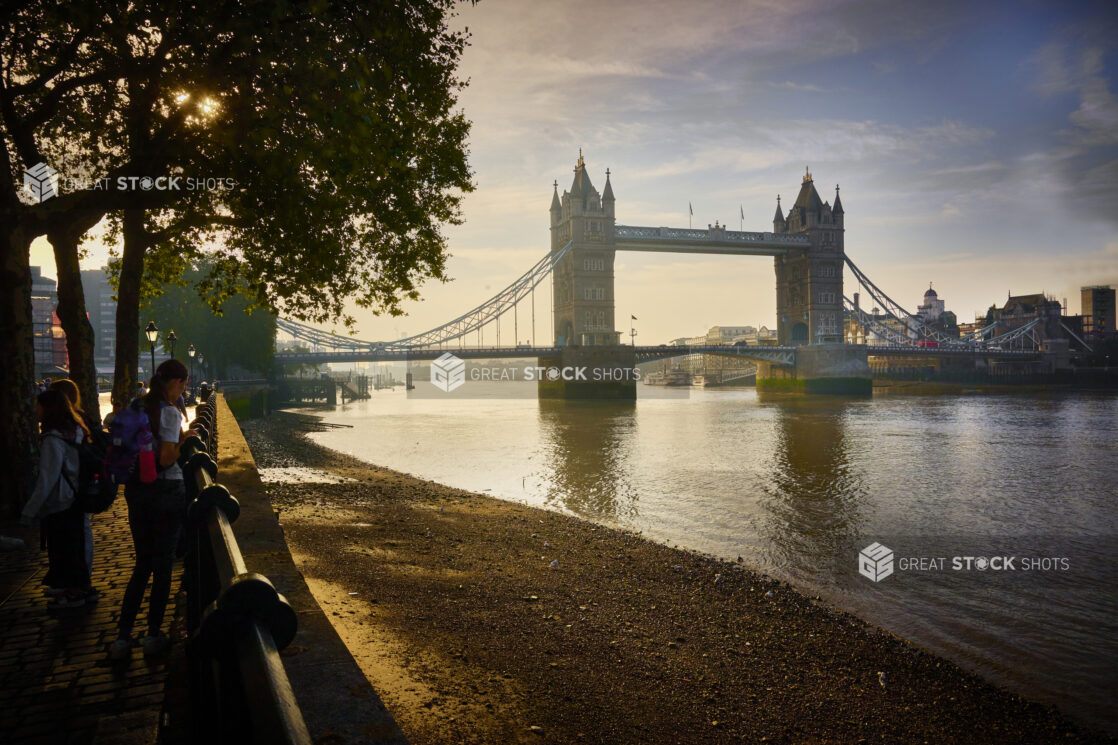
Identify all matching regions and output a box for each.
[740,205,744,220]
[631,315,637,320]
[689,201,693,216]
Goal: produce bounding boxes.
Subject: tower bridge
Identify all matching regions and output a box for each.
[550,154,844,349]
[275,153,1061,396]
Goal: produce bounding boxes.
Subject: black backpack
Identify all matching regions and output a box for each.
[47,430,120,514]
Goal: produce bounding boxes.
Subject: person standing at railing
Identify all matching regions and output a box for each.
[49,378,103,599]
[20,389,92,609]
[109,360,198,660]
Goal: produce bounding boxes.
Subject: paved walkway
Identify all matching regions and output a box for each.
[0,496,186,745]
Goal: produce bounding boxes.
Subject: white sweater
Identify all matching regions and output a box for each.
[22,429,83,521]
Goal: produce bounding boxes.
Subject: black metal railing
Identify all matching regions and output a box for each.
[180,393,311,745]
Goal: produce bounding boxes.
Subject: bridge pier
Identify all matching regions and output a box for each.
[757,343,872,395]
[537,346,638,400]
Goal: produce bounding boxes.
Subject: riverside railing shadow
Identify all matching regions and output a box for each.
[179,393,311,745]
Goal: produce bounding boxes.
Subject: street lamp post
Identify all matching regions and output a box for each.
[167,329,177,359]
[144,320,159,378]
[197,353,205,385]
[188,344,196,396]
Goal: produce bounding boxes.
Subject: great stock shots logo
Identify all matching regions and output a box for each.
[20,160,236,204]
[858,542,895,582]
[431,352,466,393]
[23,162,59,202]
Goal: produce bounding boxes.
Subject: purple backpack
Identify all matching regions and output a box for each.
[105,398,154,483]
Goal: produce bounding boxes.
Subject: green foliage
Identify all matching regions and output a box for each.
[1,1,474,514]
[282,345,327,377]
[6,1,474,323]
[201,1,475,324]
[140,264,276,379]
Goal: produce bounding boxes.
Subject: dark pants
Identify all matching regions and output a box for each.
[43,501,88,590]
[117,479,186,639]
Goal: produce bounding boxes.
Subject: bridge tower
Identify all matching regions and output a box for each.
[772,168,845,346]
[550,152,621,346]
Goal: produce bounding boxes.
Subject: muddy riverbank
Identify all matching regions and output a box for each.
[239,410,1111,745]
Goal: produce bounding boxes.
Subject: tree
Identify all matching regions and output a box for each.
[283,346,327,378]
[137,262,276,380]
[0,1,473,515]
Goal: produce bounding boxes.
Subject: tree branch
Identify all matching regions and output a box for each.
[7,30,91,94]
[0,76,43,168]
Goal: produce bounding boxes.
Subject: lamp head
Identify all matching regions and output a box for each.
[144,320,158,344]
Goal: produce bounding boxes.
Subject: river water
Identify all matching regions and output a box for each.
[308,384,1118,733]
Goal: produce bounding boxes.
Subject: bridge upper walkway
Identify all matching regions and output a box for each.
[614,225,809,256]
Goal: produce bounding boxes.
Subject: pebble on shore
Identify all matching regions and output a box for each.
[240,411,1113,745]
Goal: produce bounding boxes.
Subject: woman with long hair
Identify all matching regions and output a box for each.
[109,359,197,659]
[49,378,100,596]
[20,389,92,609]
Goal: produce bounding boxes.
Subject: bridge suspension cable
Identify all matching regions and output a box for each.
[958,321,1001,343]
[843,296,919,346]
[843,256,964,346]
[276,242,573,350]
[985,317,1043,348]
[275,317,370,351]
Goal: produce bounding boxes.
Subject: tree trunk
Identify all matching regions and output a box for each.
[48,214,101,418]
[0,226,38,517]
[112,209,148,408]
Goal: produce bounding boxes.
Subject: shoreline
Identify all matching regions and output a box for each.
[239,409,1113,745]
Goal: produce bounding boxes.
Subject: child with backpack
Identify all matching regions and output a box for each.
[110,359,197,660]
[20,389,92,609]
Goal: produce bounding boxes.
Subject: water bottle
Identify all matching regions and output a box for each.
[138,429,157,483]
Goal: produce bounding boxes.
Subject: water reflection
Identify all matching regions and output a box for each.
[315,388,1118,733]
[757,394,867,583]
[536,400,638,521]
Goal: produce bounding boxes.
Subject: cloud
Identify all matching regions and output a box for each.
[1067,67,1118,147]
[768,81,825,92]
[1025,25,1118,227]
[290,1,1116,344]
[625,118,993,182]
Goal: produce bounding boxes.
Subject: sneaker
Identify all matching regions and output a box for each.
[141,633,170,657]
[108,638,132,661]
[47,592,86,610]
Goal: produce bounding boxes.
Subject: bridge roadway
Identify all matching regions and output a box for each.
[273,344,1040,366]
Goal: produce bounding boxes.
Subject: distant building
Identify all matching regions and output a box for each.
[705,326,754,345]
[731,326,777,346]
[1081,285,1115,335]
[49,311,68,369]
[914,284,958,339]
[916,284,945,320]
[666,325,758,380]
[957,319,985,337]
[995,292,1063,340]
[80,266,117,363]
[841,287,960,346]
[31,266,67,375]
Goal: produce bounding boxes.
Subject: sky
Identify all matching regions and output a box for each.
[32,0,1118,345]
